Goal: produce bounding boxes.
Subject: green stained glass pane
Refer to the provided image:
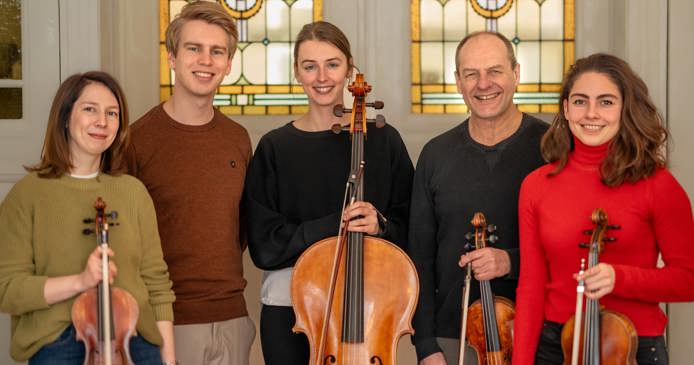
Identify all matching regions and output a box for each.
[421,42,444,84]
[421,0,443,41]
[517,0,540,40]
[266,0,291,42]
[0,0,21,80]
[0,88,21,119]
[516,41,539,83]
[444,41,458,84]
[541,0,563,39]
[267,42,291,84]
[541,41,563,83]
[242,42,266,84]
[290,0,313,39]
[443,0,467,41]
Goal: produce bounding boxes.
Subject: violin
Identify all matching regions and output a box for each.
[291,73,419,365]
[560,208,638,365]
[460,212,514,365]
[71,197,139,365]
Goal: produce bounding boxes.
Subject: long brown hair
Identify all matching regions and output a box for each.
[293,21,353,72]
[541,53,667,187]
[26,71,130,178]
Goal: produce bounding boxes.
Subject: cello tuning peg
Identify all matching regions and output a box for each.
[367,100,384,109]
[487,224,497,233]
[333,104,345,117]
[82,228,94,236]
[583,229,593,235]
[607,224,621,230]
[578,242,590,248]
[374,114,386,128]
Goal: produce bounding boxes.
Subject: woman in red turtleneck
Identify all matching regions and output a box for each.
[513,53,694,365]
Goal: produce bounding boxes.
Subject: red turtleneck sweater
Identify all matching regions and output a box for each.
[512,138,694,364]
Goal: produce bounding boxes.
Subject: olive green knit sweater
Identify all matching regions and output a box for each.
[0,172,174,361]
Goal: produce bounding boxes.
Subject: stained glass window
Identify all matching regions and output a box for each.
[411,0,574,114]
[0,0,22,119]
[160,0,323,115]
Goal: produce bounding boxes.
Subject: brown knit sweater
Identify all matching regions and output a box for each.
[127,104,251,324]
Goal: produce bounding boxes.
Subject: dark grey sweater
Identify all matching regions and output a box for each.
[408,114,548,360]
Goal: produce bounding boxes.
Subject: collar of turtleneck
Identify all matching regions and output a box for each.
[570,135,610,168]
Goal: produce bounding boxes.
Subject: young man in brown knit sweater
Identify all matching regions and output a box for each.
[126,2,254,364]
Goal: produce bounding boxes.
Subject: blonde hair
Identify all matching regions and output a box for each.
[165,1,238,58]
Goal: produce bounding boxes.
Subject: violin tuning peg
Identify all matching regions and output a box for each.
[608,224,621,230]
[374,114,385,128]
[487,224,497,233]
[82,228,94,236]
[107,211,118,220]
[578,242,590,248]
[487,235,499,244]
[464,232,473,241]
[370,100,384,109]
[333,104,344,117]
[331,123,343,134]
[583,229,593,235]
[605,236,617,242]
[463,242,475,252]
[83,218,94,224]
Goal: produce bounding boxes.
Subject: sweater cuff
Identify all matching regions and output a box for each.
[13,275,50,314]
[151,302,174,322]
[414,337,442,362]
[610,263,630,298]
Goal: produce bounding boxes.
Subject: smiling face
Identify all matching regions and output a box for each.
[67,82,120,168]
[168,19,233,100]
[564,71,622,147]
[294,39,351,108]
[455,33,519,122]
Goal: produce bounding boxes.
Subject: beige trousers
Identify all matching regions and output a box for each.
[174,316,256,365]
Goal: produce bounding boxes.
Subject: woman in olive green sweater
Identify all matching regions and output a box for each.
[0,71,176,365]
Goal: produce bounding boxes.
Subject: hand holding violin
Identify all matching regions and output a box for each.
[575,262,615,300]
[458,247,510,281]
[79,246,117,289]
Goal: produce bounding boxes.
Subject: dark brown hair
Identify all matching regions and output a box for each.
[293,21,353,71]
[455,31,518,72]
[166,1,238,58]
[26,71,130,178]
[541,53,667,187]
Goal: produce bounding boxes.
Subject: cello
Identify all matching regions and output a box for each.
[72,197,139,365]
[560,208,638,365]
[459,212,514,365]
[291,73,419,365]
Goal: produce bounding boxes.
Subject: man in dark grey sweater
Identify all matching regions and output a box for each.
[408,31,548,365]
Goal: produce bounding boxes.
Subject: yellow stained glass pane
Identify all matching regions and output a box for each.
[423,104,444,113]
[0,0,21,80]
[541,41,563,83]
[266,0,290,42]
[517,0,540,40]
[0,88,21,118]
[541,0,563,40]
[242,43,267,84]
[517,41,539,83]
[420,0,443,41]
[446,104,467,114]
[421,43,444,84]
[443,0,467,41]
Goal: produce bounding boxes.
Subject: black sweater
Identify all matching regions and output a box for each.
[408,114,548,360]
[246,122,414,270]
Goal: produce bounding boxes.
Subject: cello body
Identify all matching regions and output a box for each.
[292,235,418,365]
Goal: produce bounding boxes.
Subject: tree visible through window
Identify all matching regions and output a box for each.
[160,0,323,115]
[411,0,574,114]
